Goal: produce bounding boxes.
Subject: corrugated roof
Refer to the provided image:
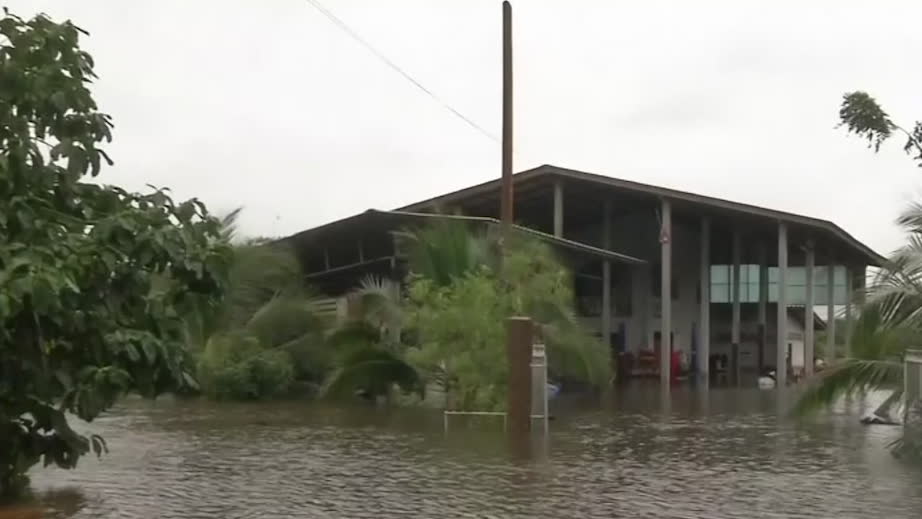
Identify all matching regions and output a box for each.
[375,210,646,264]
[398,164,885,266]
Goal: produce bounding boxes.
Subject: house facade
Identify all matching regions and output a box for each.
[282,165,882,387]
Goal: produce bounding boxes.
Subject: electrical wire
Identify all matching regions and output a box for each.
[304,0,501,144]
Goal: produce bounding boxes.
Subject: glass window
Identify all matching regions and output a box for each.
[709,264,847,305]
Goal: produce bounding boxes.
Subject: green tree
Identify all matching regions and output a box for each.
[0,11,229,499]
[401,221,608,411]
[320,276,423,401]
[838,91,922,165]
[193,210,330,399]
[797,93,922,421]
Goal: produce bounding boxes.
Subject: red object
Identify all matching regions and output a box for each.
[670,351,681,379]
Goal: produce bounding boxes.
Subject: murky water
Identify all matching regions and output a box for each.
[22,384,922,518]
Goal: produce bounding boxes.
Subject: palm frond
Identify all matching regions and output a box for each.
[896,201,922,236]
[794,358,903,415]
[352,275,403,340]
[219,207,244,243]
[326,320,381,352]
[223,241,304,326]
[321,348,423,399]
[542,321,610,385]
[245,295,327,349]
[395,219,490,286]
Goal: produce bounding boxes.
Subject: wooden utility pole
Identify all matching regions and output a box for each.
[506,317,533,437]
[500,1,532,443]
[500,0,513,231]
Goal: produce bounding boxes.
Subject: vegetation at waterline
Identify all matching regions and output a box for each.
[0,11,229,499]
[193,215,608,411]
[189,210,328,400]
[797,92,922,433]
[397,222,608,411]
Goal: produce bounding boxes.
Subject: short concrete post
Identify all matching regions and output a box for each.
[904,350,922,454]
[905,350,922,406]
[506,317,533,438]
[531,342,549,436]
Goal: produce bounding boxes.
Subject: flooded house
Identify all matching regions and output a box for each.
[281,164,882,386]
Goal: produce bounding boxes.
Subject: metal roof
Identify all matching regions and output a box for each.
[375,210,646,264]
[398,164,886,266]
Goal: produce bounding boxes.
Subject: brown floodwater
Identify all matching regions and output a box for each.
[20,383,922,518]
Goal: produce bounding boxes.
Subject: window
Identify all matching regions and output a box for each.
[710,264,848,305]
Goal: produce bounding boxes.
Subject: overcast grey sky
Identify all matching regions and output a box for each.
[12,0,922,255]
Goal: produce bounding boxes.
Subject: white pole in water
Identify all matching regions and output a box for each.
[531,342,549,436]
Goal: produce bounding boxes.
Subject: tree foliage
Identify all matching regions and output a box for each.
[196,333,294,400]
[796,200,922,422]
[838,91,922,165]
[320,277,423,401]
[0,11,229,498]
[402,222,609,411]
[191,211,329,399]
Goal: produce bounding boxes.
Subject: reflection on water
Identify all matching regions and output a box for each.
[22,384,922,518]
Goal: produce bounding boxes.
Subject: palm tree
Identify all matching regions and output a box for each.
[191,209,331,398]
[401,220,610,405]
[796,203,922,421]
[320,276,423,401]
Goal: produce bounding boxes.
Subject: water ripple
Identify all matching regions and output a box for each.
[23,388,922,518]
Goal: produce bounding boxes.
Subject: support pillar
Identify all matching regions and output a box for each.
[804,240,815,377]
[699,217,711,378]
[826,258,836,365]
[758,241,768,374]
[731,230,742,384]
[845,266,854,358]
[776,222,788,389]
[601,200,612,349]
[660,199,672,386]
[553,180,564,238]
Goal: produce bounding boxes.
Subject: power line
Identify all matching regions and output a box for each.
[303,0,501,144]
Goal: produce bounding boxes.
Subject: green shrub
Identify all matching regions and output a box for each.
[197,334,295,400]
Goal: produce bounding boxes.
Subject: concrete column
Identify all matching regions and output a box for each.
[601,200,612,349]
[758,241,768,373]
[553,180,564,238]
[758,243,768,324]
[731,231,742,346]
[804,240,815,377]
[776,222,788,389]
[826,258,836,365]
[660,199,672,385]
[856,266,867,306]
[845,266,854,358]
[731,230,742,384]
[699,217,711,378]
